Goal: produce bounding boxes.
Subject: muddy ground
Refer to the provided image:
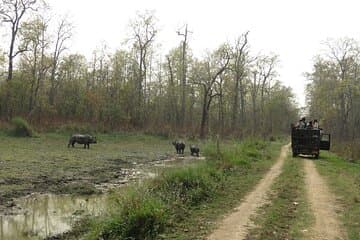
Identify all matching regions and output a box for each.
[0,133,197,212]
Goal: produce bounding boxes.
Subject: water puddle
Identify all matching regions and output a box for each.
[0,193,108,240]
[0,155,204,239]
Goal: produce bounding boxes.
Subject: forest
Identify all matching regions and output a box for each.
[306,38,360,158]
[0,0,298,138]
[1,0,359,156]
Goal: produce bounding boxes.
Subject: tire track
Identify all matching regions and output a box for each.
[304,159,346,240]
[207,144,290,240]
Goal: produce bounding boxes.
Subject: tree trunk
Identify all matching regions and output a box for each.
[200,89,208,138]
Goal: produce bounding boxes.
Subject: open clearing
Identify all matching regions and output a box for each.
[0,133,175,210]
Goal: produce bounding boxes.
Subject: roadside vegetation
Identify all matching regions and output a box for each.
[246,154,312,240]
[58,139,283,240]
[314,152,360,240]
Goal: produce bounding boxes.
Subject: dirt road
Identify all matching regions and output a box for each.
[207,144,290,240]
[304,159,345,240]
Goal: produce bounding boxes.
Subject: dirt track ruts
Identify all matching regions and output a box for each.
[207,144,290,240]
[304,159,346,240]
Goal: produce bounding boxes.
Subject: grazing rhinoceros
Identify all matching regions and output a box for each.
[68,134,97,149]
[172,140,185,154]
[190,145,200,157]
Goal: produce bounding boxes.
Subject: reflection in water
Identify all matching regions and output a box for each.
[0,193,108,240]
[0,156,202,240]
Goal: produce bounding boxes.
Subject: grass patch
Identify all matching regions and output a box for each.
[152,163,224,206]
[314,152,360,240]
[246,152,313,240]
[0,133,173,205]
[85,188,168,240]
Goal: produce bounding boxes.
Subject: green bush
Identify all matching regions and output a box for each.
[153,164,224,206]
[90,189,167,240]
[10,117,36,137]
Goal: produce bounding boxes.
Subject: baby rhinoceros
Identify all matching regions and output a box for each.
[190,145,200,157]
[68,134,97,149]
[172,140,185,154]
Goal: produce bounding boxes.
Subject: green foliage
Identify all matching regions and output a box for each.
[153,164,224,206]
[10,117,36,137]
[203,139,270,168]
[88,189,167,240]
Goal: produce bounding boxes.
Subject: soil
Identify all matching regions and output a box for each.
[304,159,346,240]
[207,144,290,240]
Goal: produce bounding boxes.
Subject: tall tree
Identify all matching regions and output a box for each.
[0,0,39,81]
[230,31,250,129]
[49,16,72,105]
[177,24,191,128]
[128,11,157,125]
[19,16,50,113]
[325,38,359,139]
[192,44,231,138]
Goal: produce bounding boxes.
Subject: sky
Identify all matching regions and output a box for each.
[21,0,360,106]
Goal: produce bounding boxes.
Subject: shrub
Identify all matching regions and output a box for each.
[153,164,224,206]
[10,117,36,137]
[92,189,167,240]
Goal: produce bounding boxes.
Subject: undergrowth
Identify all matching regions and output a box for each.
[10,117,37,137]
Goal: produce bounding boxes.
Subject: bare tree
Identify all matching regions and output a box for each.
[49,16,72,105]
[258,54,277,135]
[0,0,39,81]
[230,31,250,130]
[248,54,277,136]
[325,38,359,139]
[192,45,231,138]
[177,24,191,128]
[20,16,50,113]
[128,11,157,125]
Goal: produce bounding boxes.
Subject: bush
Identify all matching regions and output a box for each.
[203,139,269,168]
[10,117,36,137]
[153,164,224,206]
[94,189,167,240]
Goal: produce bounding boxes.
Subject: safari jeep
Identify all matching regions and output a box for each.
[291,127,330,159]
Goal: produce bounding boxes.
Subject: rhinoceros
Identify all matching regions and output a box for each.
[172,140,185,154]
[68,134,97,149]
[190,145,200,157]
